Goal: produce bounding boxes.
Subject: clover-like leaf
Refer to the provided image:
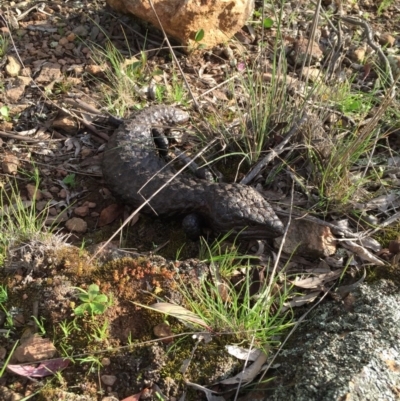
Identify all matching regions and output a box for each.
[195,29,205,42]
[263,17,274,28]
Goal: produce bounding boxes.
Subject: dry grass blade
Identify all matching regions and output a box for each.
[148,302,210,329]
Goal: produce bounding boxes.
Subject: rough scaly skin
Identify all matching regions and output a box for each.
[102,106,284,240]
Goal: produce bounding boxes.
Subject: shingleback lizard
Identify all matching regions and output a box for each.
[102,105,284,240]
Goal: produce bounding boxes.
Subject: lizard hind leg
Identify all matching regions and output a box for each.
[182,213,203,240]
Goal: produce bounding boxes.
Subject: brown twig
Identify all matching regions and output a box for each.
[339,15,395,92]
[0,129,63,143]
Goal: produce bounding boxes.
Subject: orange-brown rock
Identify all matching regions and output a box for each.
[106,0,254,50]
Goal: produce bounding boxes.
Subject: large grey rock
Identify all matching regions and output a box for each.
[268,280,400,401]
[106,0,254,50]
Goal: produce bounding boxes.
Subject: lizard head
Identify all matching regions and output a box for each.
[204,183,284,240]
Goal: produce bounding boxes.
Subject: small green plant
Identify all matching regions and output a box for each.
[62,173,76,188]
[59,319,79,339]
[196,235,293,345]
[125,50,147,79]
[154,390,165,401]
[198,232,257,277]
[169,74,186,104]
[0,340,19,378]
[0,285,14,329]
[378,0,394,15]
[339,94,369,114]
[0,169,54,265]
[57,319,79,359]
[263,17,274,28]
[334,81,374,115]
[304,77,391,208]
[31,316,46,336]
[0,105,10,121]
[90,320,109,342]
[144,234,293,347]
[155,72,187,104]
[76,355,103,373]
[79,239,86,257]
[50,370,68,391]
[155,85,166,102]
[90,39,152,117]
[191,28,207,50]
[176,261,293,346]
[20,166,41,185]
[0,35,9,58]
[175,243,186,261]
[73,284,111,316]
[217,30,293,165]
[53,79,73,95]
[127,332,133,346]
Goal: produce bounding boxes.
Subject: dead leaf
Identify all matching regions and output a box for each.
[290,270,341,289]
[64,137,81,156]
[2,153,20,174]
[98,204,124,226]
[225,345,262,361]
[359,237,382,252]
[7,358,69,377]
[342,240,385,266]
[283,291,320,309]
[218,346,268,385]
[354,193,400,212]
[388,240,400,254]
[153,323,174,344]
[180,358,191,374]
